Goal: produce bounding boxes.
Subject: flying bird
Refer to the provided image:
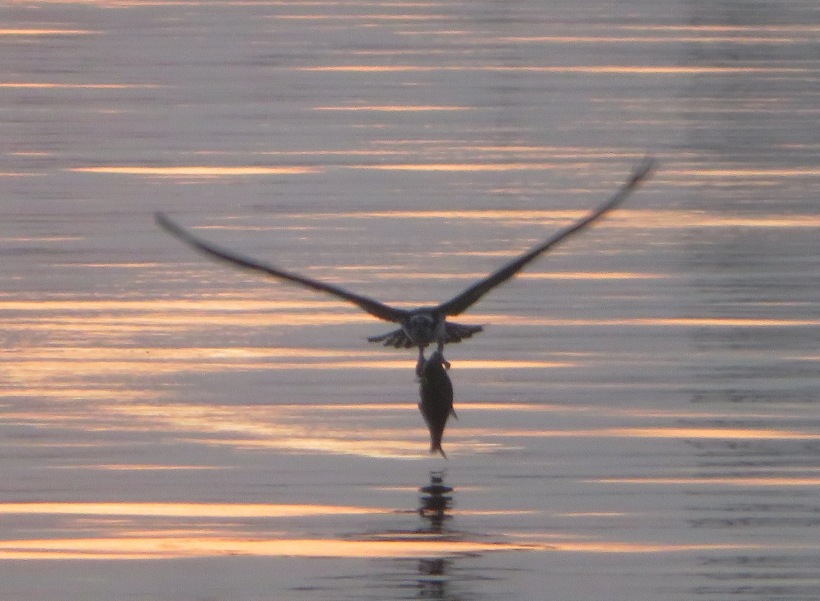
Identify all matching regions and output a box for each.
[418,350,456,458]
[156,157,655,374]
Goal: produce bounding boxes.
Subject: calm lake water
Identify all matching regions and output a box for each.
[2,0,819,599]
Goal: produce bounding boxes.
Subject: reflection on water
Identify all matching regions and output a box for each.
[418,471,453,535]
[679,3,820,597]
[416,472,455,600]
[417,559,450,601]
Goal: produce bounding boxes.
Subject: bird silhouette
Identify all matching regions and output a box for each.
[156,157,655,374]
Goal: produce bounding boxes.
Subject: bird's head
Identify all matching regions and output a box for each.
[404,311,440,345]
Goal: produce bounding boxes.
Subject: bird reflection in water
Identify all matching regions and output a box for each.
[417,471,455,599]
[418,470,454,534]
[417,558,449,600]
[418,351,456,458]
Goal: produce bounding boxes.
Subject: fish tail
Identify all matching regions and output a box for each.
[430,443,447,459]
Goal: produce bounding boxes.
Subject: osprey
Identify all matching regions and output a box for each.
[156,158,655,374]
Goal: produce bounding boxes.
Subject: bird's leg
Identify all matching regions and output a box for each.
[436,339,451,370]
[415,346,427,378]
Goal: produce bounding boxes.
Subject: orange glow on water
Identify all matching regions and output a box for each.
[0,387,154,401]
[485,427,820,441]
[503,34,815,44]
[0,299,342,312]
[518,271,668,280]
[3,345,572,388]
[273,13,442,22]
[0,536,536,560]
[0,502,387,518]
[214,208,820,230]
[477,315,820,328]
[537,541,762,553]
[95,403,428,459]
[0,521,771,560]
[356,162,561,172]
[0,500,772,560]
[297,65,812,75]
[0,29,97,35]
[6,297,813,325]
[313,104,471,112]
[501,23,820,46]
[667,167,820,178]
[393,269,670,281]
[617,24,820,32]
[51,464,224,471]
[69,166,322,177]
[593,477,820,487]
[0,82,155,89]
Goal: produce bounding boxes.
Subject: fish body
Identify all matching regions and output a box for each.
[418,351,455,457]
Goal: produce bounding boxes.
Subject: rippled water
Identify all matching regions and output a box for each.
[1,1,819,599]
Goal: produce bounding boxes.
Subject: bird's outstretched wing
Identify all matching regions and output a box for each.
[155,212,408,323]
[435,157,656,317]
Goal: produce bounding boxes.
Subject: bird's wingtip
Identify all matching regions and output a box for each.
[154,212,187,237]
[154,211,172,228]
[634,155,658,182]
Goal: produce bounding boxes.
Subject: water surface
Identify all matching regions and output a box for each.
[1,0,819,599]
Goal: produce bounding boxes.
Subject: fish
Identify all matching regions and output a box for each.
[418,350,456,458]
